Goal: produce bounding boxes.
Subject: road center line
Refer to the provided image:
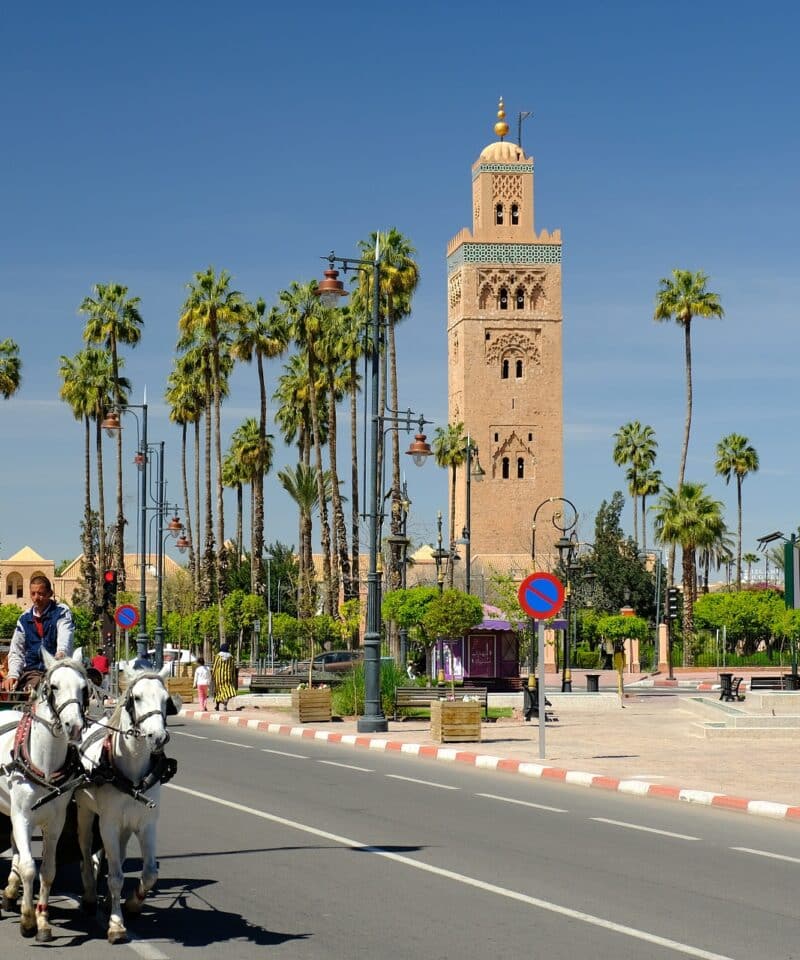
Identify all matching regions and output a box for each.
[210,739,253,749]
[731,846,800,864]
[261,748,310,759]
[476,793,567,813]
[590,817,699,841]
[318,760,373,772]
[167,783,735,960]
[385,774,459,790]
[172,731,206,740]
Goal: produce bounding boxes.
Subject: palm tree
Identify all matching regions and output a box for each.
[715,433,759,590]
[0,338,22,398]
[636,467,661,553]
[653,270,724,489]
[653,481,725,664]
[229,416,273,578]
[433,422,467,586]
[280,281,335,615]
[179,268,244,604]
[612,421,657,547]
[80,283,143,587]
[277,463,322,619]
[742,552,759,585]
[231,299,289,594]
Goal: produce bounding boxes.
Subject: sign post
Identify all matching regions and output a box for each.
[518,572,565,759]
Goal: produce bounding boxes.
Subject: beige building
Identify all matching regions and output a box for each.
[447,100,564,579]
[1,546,56,609]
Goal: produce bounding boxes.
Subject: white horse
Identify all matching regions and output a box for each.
[76,662,174,944]
[0,649,88,941]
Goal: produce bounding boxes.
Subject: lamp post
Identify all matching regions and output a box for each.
[555,532,578,692]
[461,438,484,594]
[316,248,432,733]
[386,481,411,668]
[264,552,274,670]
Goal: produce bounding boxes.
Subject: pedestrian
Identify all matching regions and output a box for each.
[193,656,211,711]
[0,575,74,693]
[211,643,237,711]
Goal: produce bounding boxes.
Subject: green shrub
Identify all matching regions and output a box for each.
[332,660,408,717]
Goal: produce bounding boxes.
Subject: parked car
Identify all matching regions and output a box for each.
[312,650,364,673]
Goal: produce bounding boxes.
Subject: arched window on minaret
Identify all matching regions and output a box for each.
[501,359,509,379]
[515,287,524,309]
[499,287,508,310]
[502,457,510,479]
[495,203,504,225]
[511,203,519,225]
[515,359,523,378]
[517,457,525,479]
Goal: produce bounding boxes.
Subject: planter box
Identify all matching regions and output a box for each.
[167,677,194,702]
[430,699,482,743]
[291,687,332,723]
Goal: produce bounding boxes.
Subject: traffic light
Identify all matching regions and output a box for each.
[666,586,681,621]
[102,569,118,611]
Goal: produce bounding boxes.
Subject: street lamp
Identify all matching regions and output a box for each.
[458,439,484,594]
[315,247,433,733]
[264,552,274,670]
[102,400,150,662]
[385,481,411,668]
[555,532,579,692]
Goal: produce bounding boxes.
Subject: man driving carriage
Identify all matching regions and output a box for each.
[0,575,74,695]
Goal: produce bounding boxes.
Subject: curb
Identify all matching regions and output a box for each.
[179,709,800,823]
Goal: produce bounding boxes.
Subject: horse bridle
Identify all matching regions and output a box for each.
[34,661,89,736]
[121,674,170,743]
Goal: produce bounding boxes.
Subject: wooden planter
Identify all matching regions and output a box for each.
[430,699,482,743]
[167,677,194,703]
[291,687,332,723]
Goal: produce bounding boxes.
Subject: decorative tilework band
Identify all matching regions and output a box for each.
[473,163,534,178]
[448,242,562,274]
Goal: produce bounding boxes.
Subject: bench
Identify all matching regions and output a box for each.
[749,676,786,691]
[393,685,489,721]
[249,675,306,694]
[719,675,744,701]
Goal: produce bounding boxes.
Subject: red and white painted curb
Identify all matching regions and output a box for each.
[180,709,800,823]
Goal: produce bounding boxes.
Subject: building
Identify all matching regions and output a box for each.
[1,546,56,608]
[447,99,564,578]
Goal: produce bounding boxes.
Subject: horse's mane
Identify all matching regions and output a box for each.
[108,671,167,729]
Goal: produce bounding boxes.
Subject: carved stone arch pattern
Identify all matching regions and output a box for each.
[490,431,536,481]
[448,272,462,309]
[492,173,523,204]
[484,331,540,367]
[476,269,548,312]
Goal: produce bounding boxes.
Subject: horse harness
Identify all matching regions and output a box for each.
[80,674,177,808]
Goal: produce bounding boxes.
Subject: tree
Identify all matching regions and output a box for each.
[432,422,467,586]
[742,552,759,585]
[179,267,244,607]
[636,467,661,553]
[653,482,725,664]
[653,270,724,489]
[715,433,759,590]
[612,421,657,547]
[0,338,21,399]
[80,282,143,588]
[420,589,484,683]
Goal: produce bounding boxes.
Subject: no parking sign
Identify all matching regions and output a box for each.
[517,572,564,620]
[114,604,140,631]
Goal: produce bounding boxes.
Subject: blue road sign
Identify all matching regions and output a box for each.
[518,572,565,620]
[114,603,140,630]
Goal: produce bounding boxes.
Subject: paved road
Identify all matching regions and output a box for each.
[4,715,799,959]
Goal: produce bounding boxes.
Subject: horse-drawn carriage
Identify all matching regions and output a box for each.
[0,654,177,942]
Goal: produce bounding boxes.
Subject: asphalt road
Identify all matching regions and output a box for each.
[2,715,800,959]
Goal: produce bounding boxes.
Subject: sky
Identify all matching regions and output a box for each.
[1,0,799,575]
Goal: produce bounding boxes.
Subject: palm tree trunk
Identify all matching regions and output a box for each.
[193,419,202,600]
[95,415,107,574]
[682,548,695,666]
[203,394,215,607]
[212,342,226,608]
[326,369,349,613]
[736,477,743,590]
[235,483,243,567]
[307,355,333,615]
[180,421,196,593]
[678,319,693,489]
[347,359,360,604]
[252,353,267,596]
[641,495,648,553]
[82,415,98,609]
[449,465,457,588]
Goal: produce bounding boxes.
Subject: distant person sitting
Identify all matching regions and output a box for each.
[0,575,74,692]
[91,648,110,676]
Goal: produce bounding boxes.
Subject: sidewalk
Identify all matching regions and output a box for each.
[179,674,800,823]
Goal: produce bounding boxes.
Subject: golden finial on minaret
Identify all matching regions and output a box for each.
[494,96,509,140]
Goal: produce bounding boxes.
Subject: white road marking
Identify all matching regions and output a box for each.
[318,760,373,772]
[172,731,206,740]
[731,846,800,864]
[476,793,567,813]
[210,739,253,748]
[385,774,459,790]
[167,783,736,960]
[591,817,699,841]
[261,748,310,759]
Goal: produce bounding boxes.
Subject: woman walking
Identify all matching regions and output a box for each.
[212,643,237,711]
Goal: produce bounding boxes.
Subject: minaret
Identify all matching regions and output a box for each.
[447,99,564,581]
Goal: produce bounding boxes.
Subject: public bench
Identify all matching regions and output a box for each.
[749,676,796,691]
[393,685,489,721]
[249,675,307,694]
[718,675,744,701]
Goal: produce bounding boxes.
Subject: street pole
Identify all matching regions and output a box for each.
[153,441,165,670]
[265,554,274,671]
[137,402,150,662]
[465,441,472,594]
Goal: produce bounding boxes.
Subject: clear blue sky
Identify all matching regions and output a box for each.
[1,1,798,575]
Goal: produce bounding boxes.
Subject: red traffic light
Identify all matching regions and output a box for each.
[104,570,117,583]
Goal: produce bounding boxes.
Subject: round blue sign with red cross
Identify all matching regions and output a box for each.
[518,572,565,620]
[114,604,140,630]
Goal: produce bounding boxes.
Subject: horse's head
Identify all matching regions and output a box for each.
[120,663,172,752]
[40,647,89,743]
